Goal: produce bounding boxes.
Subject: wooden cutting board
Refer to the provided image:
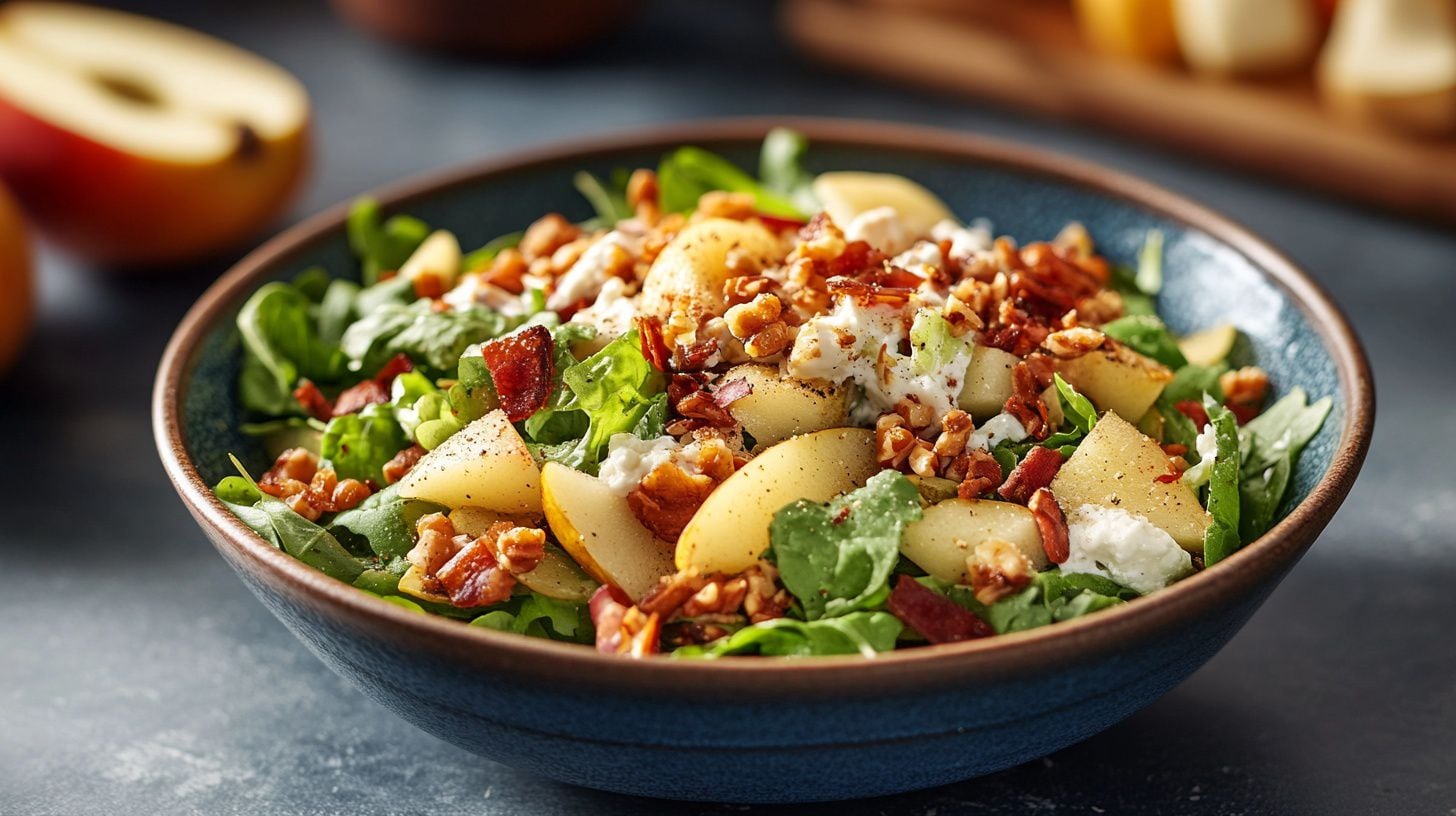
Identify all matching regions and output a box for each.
[783,0,1456,226]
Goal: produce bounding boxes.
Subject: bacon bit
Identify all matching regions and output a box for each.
[956,449,1005,499]
[292,379,333,421]
[479,324,555,422]
[826,276,915,306]
[887,575,995,643]
[412,272,448,300]
[1162,443,1189,456]
[636,315,671,372]
[589,585,660,657]
[711,377,753,408]
[998,446,1065,504]
[1004,354,1057,440]
[435,534,516,608]
[672,337,719,372]
[553,297,593,322]
[1028,487,1069,564]
[1175,400,1210,430]
[331,379,389,417]
[372,353,414,386]
[382,444,426,485]
[1155,472,1182,484]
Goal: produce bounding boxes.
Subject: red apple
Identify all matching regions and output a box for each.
[0,2,312,267]
[0,180,33,375]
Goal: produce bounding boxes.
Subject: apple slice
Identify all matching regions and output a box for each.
[1178,324,1237,367]
[901,499,1047,585]
[1318,0,1456,136]
[396,410,543,514]
[541,463,674,601]
[450,507,598,602]
[722,363,850,449]
[811,172,955,240]
[675,428,878,575]
[0,2,310,265]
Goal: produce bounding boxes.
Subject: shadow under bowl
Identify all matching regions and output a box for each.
[153,118,1373,804]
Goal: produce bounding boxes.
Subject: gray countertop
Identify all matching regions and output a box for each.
[3,2,1452,814]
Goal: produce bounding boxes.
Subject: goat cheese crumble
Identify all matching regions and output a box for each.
[546,228,643,311]
[597,434,679,496]
[844,206,914,255]
[1062,505,1194,595]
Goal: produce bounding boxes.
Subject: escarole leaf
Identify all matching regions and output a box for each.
[1201,397,1243,566]
[675,613,903,658]
[768,471,923,620]
[348,198,431,286]
[236,282,347,416]
[658,146,805,218]
[1101,315,1188,370]
[759,127,819,213]
[220,455,365,583]
[1237,388,1332,542]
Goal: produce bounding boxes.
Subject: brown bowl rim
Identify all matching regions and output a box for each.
[153,117,1373,699]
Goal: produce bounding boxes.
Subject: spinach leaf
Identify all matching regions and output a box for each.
[340,300,519,373]
[215,475,262,505]
[317,278,360,347]
[329,483,444,560]
[467,594,591,642]
[658,146,805,218]
[768,470,923,620]
[1237,388,1332,541]
[236,282,347,415]
[222,456,365,583]
[1201,397,1243,566]
[1101,315,1188,369]
[674,612,903,658]
[758,127,819,213]
[1054,373,1098,434]
[347,198,431,286]
[320,403,408,485]
[945,570,1137,634]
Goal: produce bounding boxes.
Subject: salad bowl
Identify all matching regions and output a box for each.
[154,119,1372,803]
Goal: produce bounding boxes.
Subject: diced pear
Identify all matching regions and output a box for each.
[722,363,850,449]
[396,564,448,604]
[639,218,782,325]
[901,498,1047,585]
[1173,0,1320,75]
[1050,412,1211,550]
[811,172,955,239]
[675,428,879,575]
[1056,342,1173,424]
[398,229,461,290]
[396,410,541,514]
[450,507,597,602]
[540,462,673,601]
[957,344,1020,421]
[1178,323,1237,367]
[1318,0,1456,136]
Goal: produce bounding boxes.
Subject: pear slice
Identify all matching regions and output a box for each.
[1318,0,1456,136]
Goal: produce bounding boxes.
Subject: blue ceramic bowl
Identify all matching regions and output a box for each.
[154,119,1373,803]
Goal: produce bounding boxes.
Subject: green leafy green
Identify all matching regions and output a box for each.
[1201,397,1243,566]
[320,403,408,485]
[219,456,365,583]
[340,300,519,373]
[317,279,361,347]
[1153,363,1227,453]
[768,471,923,620]
[1237,387,1332,541]
[573,170,632,226]
[468,594,591,642]
[945,571,1137,634]
[758,127,818,213]
[658,146,805,218]
[329,484,444,560]
[1136,228,1164,295]
[462,231,523,274]
[909,308,970,375]
[675,612,903,658]
[236,282,347,415]
[1054,374,1098,434]
[347,198,431,286]
[1101,315,1188,370]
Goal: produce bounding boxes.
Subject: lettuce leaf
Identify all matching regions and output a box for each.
[320,403,408,485]
[347,198,431,286]
[944,570,1137,634]
[1201,397,1243,566]
[909,308,970,375]
[1101,315,1188,370]
[658,146,805,218]
[340,300,520,374]
[468,594,591,642]
[768,470,923,620]
[674,612,903,658]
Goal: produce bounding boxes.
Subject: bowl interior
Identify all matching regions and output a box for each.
[182,139,1343,535]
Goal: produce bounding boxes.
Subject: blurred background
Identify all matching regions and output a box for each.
[1,1,1453,814]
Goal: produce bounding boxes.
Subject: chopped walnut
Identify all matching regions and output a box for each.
[942,293,985,337]
[408,513,461,576]
[382,444,426,485]
[1043,327,1106,358]
[724,293,791,360]
[932,410,973,459]
[626,168,660,223]
[954,448,1004,499]
[519,213,581,262]
[741,561,791,623]
[694,190,757,221]
[479,247,528,293]
[627,461,722,542]
[968,539,1033,605]
[494,525,546,575]
[259,450,370,520]
[875,413,917,469]
[680,575,749,618]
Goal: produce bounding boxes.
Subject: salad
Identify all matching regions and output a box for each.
[216,130,1331,658]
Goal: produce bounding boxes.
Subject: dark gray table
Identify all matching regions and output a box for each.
[3,2,1451,814]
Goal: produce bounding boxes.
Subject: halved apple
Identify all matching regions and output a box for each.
[541,463,674,601]
[811,172,955,239]
[722,363,850,449]
[901,498,1047,585]
[450,507,598,602]
[675,428,878,575]
[0,2,310,265]
[396,410,542,514]
[1050,412,1211,550]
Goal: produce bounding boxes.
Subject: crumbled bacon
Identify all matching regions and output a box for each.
[479,324,555,422]
[672,336,719,372]
[331,379,389,417]
[887,575,994,643]
[998,446,1065,504]
[381,444,426,485]
[711,377,753,408]
[260,457,371,520]
[1004,354,1058,440]
[669,374,738,433]
[590,585,660,657]
[826,276,915,307]
[637,315,671,372]
[1028,487,1069,564]
[293,379,333,421]
[435,534,514,608]
[372,353,414,386]
[1175,400,1210,430]
[754,212,809,232]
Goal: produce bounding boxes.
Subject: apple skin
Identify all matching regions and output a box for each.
[0,180,33,375]
[0,96,309,267]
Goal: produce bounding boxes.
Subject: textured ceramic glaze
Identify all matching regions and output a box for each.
[156,122,1371,804]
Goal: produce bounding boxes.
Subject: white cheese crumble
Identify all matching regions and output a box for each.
[442,274,529,316]
[969,412,1028,451]
[597,434,679,496]
[545,228,643,311]
[569,276,636,341]
[1181,422,1219,486]
[1062,505,1194,595]
[931,218,993,261]
[844,206,913,255]
[892,240,943,274]
[785,298,971,428]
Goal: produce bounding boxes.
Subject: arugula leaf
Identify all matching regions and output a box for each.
[758,128,819,213]
[1201,397,1243,566]
[236,282,347,415]
[320,403,408,485]
[1101,315,1188,370]
[1054,374,1098,434]
[462,231,523,274]
[658,146,805,218]
[1135,229,1164,295]
[347,198,430,286]
[329,483,444,560]
[768,470,923,620]
[530,330,666,473]
[573,170,632,226]
[1237,388,1332,541]
[221,456,365,583]
[674,612,903,658]
[340,300,520,373]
